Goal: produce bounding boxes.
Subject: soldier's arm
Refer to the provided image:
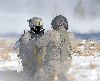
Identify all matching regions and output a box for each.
[13,33,25,50]
[68,34,73,59]
[13,38,21,50]
[68,32,74,51]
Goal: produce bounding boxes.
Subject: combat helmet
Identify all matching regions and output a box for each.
[28,17,43,28]
[28,17,44,34]
[51,15,69,30]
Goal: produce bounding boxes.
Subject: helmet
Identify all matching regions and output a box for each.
[51,15,68,30]
[28,17,43,28]
[28,17,45,35]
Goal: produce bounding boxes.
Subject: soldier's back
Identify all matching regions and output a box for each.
[33,29,72,81]
[18,32,39,75]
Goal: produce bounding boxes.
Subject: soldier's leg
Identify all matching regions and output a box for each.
[32,67,45,81]
[58,60,72,81]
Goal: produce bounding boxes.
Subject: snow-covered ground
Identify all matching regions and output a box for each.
[0,39,100,81]
[1,53,100,81]
[68,56,100,81]
[0,53,22,72]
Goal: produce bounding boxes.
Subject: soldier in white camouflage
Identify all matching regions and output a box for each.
[33,15,72,81]
[14,17,45,76]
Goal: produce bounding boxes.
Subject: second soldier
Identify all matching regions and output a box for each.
[33,15,72,81]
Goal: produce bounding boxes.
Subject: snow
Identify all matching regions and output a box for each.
[0,39,100,81]
[0,50,98,81]
[0,53,23,72]
[0,48,4,51]
[68,55,100,81]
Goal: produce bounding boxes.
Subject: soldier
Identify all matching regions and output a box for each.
[33,15,72,81]
[14,17,45,76]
